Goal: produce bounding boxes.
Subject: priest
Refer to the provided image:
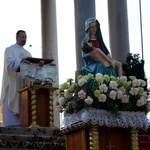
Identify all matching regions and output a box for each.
[0,30,32,127]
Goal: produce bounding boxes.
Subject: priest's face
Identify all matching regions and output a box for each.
[89,21,98,36]
[16,32,27,46]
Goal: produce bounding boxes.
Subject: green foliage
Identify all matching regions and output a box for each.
[122,53,145,80]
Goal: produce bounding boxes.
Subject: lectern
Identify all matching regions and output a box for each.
[19,85,57,127]
[18,57,58,128]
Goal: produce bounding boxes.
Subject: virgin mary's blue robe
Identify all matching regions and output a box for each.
[81,17,116,77]
[82,50,116,76]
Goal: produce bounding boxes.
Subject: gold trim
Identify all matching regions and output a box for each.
[130,128,139,150]
[49,89,54,128]
[89,125,99,150]
[61,121,87,134]
[29,89,40,128]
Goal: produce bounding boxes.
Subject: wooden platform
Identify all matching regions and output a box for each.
[62,122,139,150]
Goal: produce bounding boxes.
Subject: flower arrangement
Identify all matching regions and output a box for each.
[54,73,149,115]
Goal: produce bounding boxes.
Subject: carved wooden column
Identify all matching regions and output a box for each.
[89,125,99,150]
[130,129,139,150]
[30,88,39,127]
